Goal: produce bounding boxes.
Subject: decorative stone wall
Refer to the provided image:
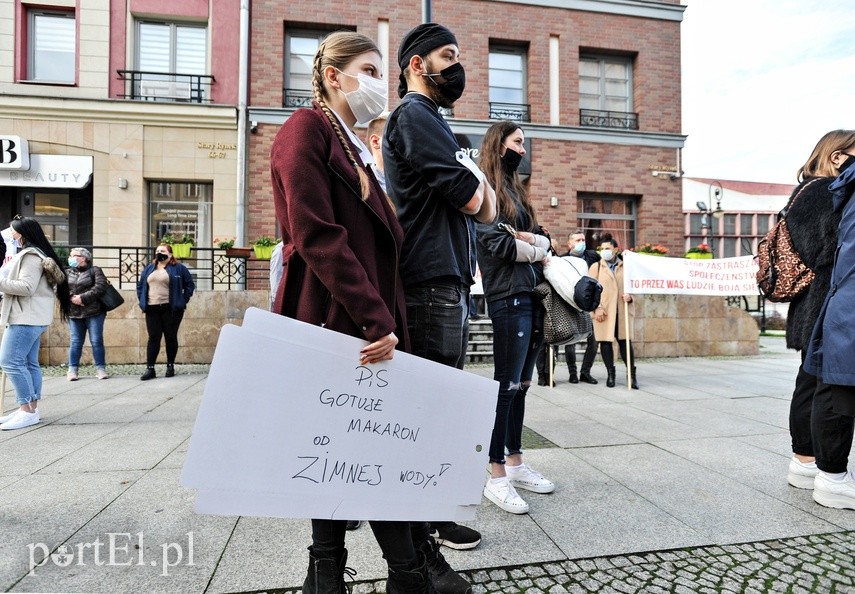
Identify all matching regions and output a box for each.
[633,295,759,358]
[36,292,758,365]
[38,290,270,366]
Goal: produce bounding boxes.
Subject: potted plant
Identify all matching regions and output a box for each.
[216,237,253,258]
[684,242,713,259]
[166,233,194,259]
[632,243,669,256]
[253,235,278,260]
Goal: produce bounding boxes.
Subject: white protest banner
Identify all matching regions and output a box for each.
[181,308,498,521]
[622,250,759,296]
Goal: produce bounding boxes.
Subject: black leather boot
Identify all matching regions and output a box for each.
[631,367,639,390]
[579,370,598,384]
[606,367,616,388]
[165,364,175,378]
[419,537,471,594]
[387,551,437,593]
[302,547,351,593]
[140,366,156,381]
[568,368,579,383]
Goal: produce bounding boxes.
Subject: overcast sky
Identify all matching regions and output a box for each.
[680,0,855,184]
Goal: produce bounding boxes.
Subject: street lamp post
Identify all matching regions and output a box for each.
[695,181,724,256]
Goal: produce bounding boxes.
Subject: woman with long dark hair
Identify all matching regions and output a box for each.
[0,216,71,430]
[270,30,436,593]
[476,121,555,515]
[136,243,194,380]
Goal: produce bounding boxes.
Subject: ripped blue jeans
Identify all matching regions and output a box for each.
[487,292,544,464]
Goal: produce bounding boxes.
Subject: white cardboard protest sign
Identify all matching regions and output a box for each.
[623,251,759,295]
[181,308,498,521]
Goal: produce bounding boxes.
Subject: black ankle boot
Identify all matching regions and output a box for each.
[302,547,352,593]
[568,370,579,383]
[419,537,471,594]
[579,371,598,385]
[387,550,437,593]
[140,367,156,381]
[165,364,175,378]
[606,367,616,388]
[631,367,639,390]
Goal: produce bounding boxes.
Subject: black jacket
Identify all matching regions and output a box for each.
[784,176,840,350]
[66,265,108,319]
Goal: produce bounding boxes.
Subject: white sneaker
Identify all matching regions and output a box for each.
[788,457,818,489]
[67,369,78,381]
[813,471,855,510]
[0,409,40,430]
[96,368,109,380]
[506,463,556,494]
[484,477,529,514]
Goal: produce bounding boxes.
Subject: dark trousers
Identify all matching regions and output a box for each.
[565,334,597,375]
[535,343,555,378]
[311,519,417,569]
[144,304,184,366]
[405,280,470,544]
[488,294,543,463]
[790,353,855,473]
[599,339,635,370]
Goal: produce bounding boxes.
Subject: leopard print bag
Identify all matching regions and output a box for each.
[755,178,821,302]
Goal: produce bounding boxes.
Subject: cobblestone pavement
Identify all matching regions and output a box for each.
[263,531,855,594]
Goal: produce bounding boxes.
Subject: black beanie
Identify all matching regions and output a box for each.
[396,23,458,98]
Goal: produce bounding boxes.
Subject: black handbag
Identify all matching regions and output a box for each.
[99,279,125,312]
[533,281,592,345]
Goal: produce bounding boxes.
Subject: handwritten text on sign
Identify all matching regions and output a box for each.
[623,251,759,296]
[181,309,498,521]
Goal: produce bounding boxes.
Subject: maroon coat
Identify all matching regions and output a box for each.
[270,104,409,352]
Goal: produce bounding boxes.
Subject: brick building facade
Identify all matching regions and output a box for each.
[248,0,687,254]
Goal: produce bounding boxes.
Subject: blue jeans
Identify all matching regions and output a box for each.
[68,313,106,369]
[0,324,47,406]
[488,293,544,464]
[405,282,470,370]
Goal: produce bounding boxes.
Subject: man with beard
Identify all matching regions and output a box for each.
[383,22,496,594]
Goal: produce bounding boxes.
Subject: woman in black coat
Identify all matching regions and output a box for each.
[784,129,855,489]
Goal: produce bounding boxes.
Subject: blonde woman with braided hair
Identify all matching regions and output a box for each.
[269,31,433,593]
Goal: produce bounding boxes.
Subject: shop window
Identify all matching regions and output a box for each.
[283,26,352,107]
[148,181,212,247]
[27,10,76,83]
[577,194,637,250]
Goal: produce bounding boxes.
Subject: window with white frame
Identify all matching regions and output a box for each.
[27,10,76,83]
[135,21,207,101]
[488,45,528,121]
[579,54,636,129]
[284,29,331,108]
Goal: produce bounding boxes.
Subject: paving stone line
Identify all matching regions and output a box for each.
[256,530,855,594]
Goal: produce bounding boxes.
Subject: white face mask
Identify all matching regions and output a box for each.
[336,69,387,125]
[600,249,614,262]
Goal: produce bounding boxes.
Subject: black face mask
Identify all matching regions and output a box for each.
[424,62,465,105]
[501,148,523,174]
[840,153,855,173]
[156,253,169,262]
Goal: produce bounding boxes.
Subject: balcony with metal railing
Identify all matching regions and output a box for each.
[579,109,639,130]
[79,246,272,291]
[282,88,314,108]
[117,71,216,103]
[488,102,531,122]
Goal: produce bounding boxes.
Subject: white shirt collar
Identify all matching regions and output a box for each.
[328,107,374,167]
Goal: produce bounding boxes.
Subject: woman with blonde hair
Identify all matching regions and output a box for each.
[270,30,436,593]
[783,129,855,491]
